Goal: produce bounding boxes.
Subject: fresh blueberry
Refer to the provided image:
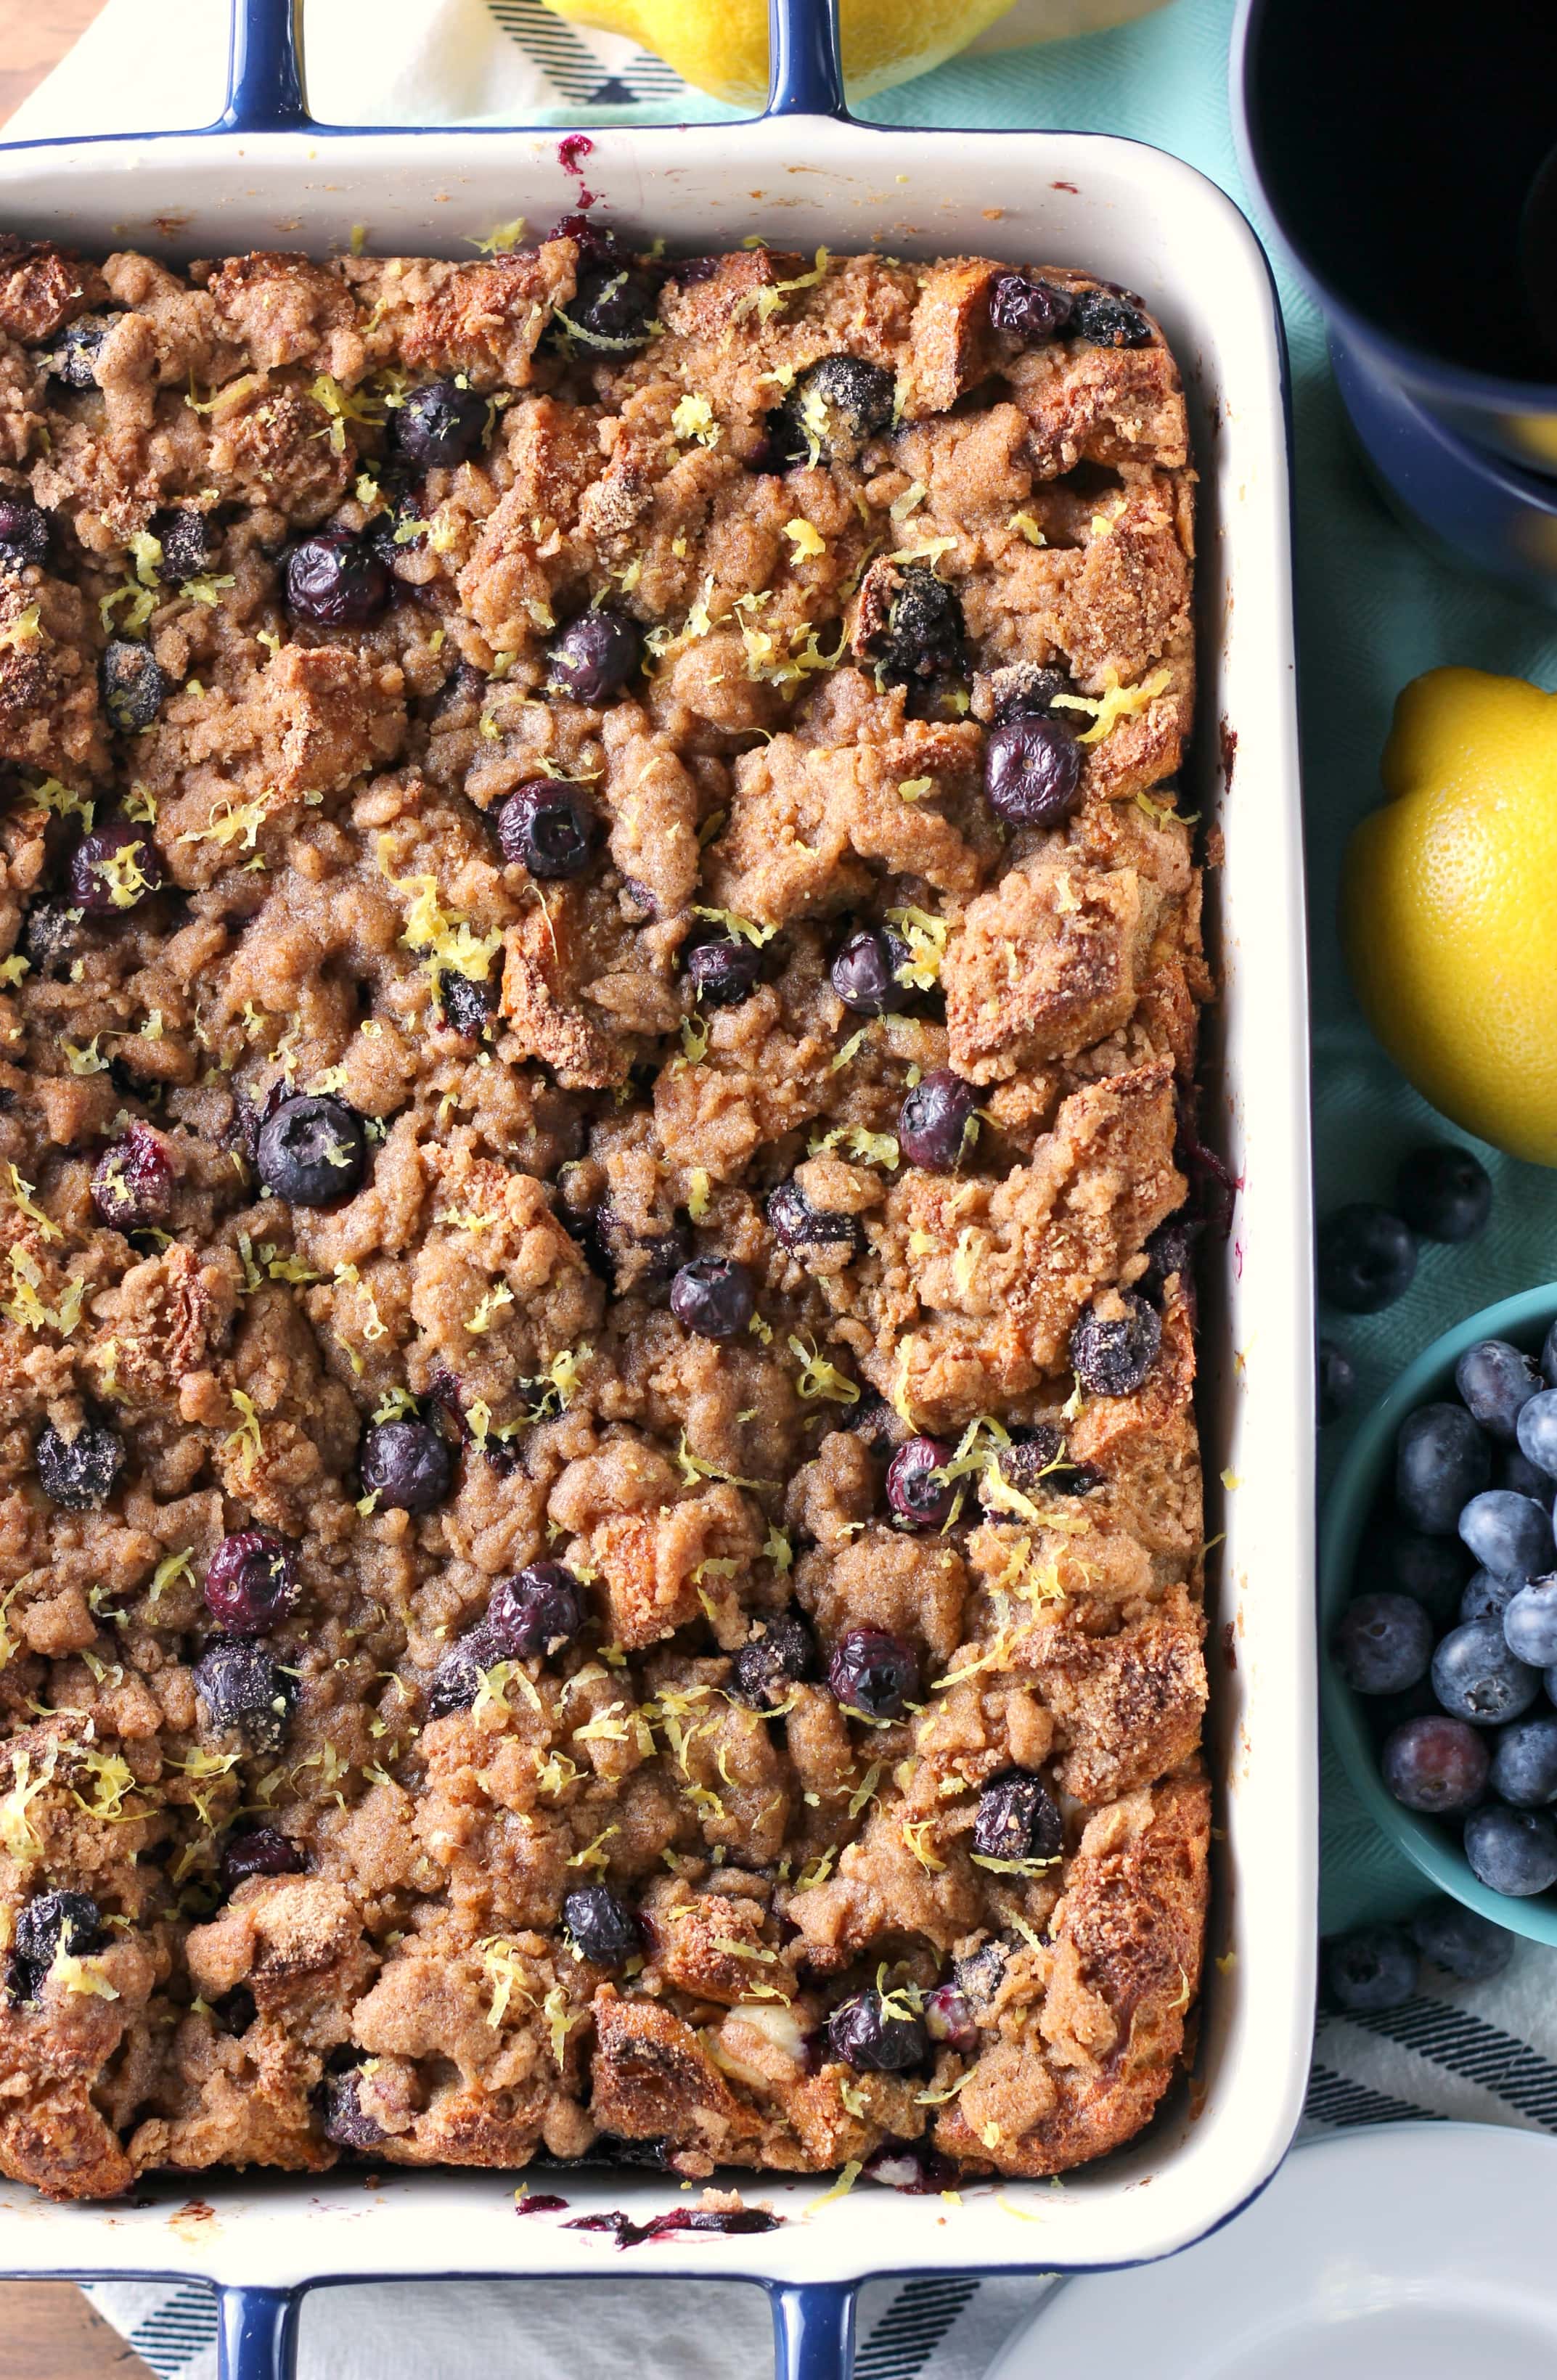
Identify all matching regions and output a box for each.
[771,354,895,466]
[547,610,641,703]
[489,1562,587,1661]
[68,815,163,914]
[1503,1577,1557,1669]
[972,1769,1063,1863]
[1463,1803,1557,1897]
[867,564,965,682]
[830,927,912,1016]
[1431,1618,1542,1726]
[1317,1204,1417,1313]
[152,504,216,582]
[284,530,390,626]
[669,1255,754,1341]
[1381,1713,1489,1812]
[827,1625,919,1721]
[1068,288,1153,347]
[496,780,600,878]
[437,969,496,1039]
[321,2066,383,2151]
[393,376,489,468]
[221,1826,304,1892]
[44,315,109,388]
[766,1179,865,1259]
[1460,1569,1518,1624]
[203,1530,298,1635]
[1455,1340,1540,1443]
[1515,1389,1557,1480]
[1500,1445,1556,1510]
[982,714,1084,829]
[730,1610,814,1709]
[1490,1713,1557,1807]
[885,1436,956,1532]
[193,1641,297,1750]
[1318,1337,1356,1427]
[1384,1526,1468,1626]
[1543,1319,1557,1389]
[569,262,661,349]
[1333,1592,1434,1694]
[989,271,1074,342]
[1323,1923,1418,2012]
[0,489,49,568]
[562,1884,639,1968]
[99,637,167,733]
[91,1120,173,1232]
[256,1092,368,1207]
[1070,1291,1161,1398]
[1458,1491,1552,1582]
[35,1419,124,1510]
[827,1988,927,2073]
[686,934,761,1009]
[1410,1899,1516,1982]
[1396,1403,1491,1534]
[1395,1144,1492,1243]
[897,1068,978,1173]
[360,1418,454,1514]
[15,1889,104,1976]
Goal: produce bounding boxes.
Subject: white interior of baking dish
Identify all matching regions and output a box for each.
[0,113,1315,2291]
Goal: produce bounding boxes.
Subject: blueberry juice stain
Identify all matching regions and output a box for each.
[555,133,600,243]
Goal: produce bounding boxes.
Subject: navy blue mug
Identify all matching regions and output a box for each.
[1232,0,1557,597]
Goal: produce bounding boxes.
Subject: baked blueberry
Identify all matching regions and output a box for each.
[827,1624,919,1720]
[495,780,600,878]
[1430,1617,1540,1726]
[827,1988,927,2073]
[203,1530,299,1635]
[1318,1337,1356,1427]
[152,504,217,582]
[1070,1291,1161,1397]
[256,1092,368,1208]
[771,353,895,466]
[869,564,965,682]
[570,262,661,348]
[1323,1923,1417,2012]
[192,1641,297,1750]
[897,1069,978,1173]
[767,1178,865,1259]
[989,271,1074,342]
[562,1884,639,1968]
[436,968,496,1039]
[590,1209,691,1297]
[393,377,489,468]
[91,1121,173,1232]
[1455,1340,1540,1442]
[1333,1592,1434,1694]
[669,1255,754,1341]
[20,898,85,979]
[426,1620,505,1717]
[984,663,1071,725]
[983,714,1083,829]
[1069,288,1152,347]
[284,530,391,626]
[1380,1714,1489,1813]
[830,927,912,1016]
[489,1562,587,1661]
[359,1418,454,1514]
[99,637,167,732]
[923,1982,979,2051]
[686,933,762,1008]
[885,1436,955,1531]
[1410,1899,1515,1982]
[1395,1144,1492,1243]
[0,490,50,568]
[1464,1804,1557,1897]
[44,315,109,388]
[546,610,642,703]
[16,1889,105,1973]
[973,1770,1064,1864]
[221,1826,304,1892]
[730,1610,814,1709]
[68,816,163,913]
[979,1426,1100,1509]
[1397,1403,1491,1533]
[322,2067,384,2151]
[35,1418,124,1510]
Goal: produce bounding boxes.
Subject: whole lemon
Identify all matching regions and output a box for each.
[541,0,1017,106]
[1344,666,1557,1165]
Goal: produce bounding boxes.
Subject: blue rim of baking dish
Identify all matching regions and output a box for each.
[1320,1285,1557,1948]
[0,1,1302,2371]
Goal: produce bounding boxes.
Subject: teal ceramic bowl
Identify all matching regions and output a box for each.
[1320,1285,1557,1947]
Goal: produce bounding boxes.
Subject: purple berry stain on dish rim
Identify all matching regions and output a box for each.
[559,2204,782,2247]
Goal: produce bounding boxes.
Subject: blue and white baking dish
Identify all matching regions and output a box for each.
[0,4,1315,2371]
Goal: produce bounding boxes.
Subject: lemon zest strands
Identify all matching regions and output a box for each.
[1050,664,1172,745]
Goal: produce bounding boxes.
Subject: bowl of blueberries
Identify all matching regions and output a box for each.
[1323,1270,1557,1944]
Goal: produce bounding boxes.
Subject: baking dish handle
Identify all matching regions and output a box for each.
[765,0,849,117]
[768,2280,857,2380]
[221,0,311,133]
[217,2283,302,2380]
